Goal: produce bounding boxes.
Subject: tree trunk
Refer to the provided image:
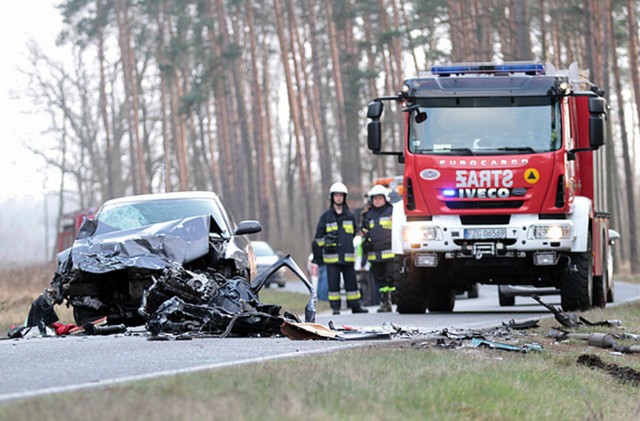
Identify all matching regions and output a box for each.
[205,0,235,208]
[512,0,531,60]
[246,3,270,238]
[97,0,113,200]
[305,0,332,194]
[609,5,638,273]
[274,0,313,234]
[259,14,282,235]
[114,0,148,194]
[157,1,172,192]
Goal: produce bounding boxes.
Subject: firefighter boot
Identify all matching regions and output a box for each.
[377,291,392,313]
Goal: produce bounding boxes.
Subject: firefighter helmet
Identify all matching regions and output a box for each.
[329,182,348,196]
[367,184,390,203]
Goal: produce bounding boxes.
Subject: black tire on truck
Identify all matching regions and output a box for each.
[427,285,455,312]
[498,288,515,306]
[395,266,428,314]
[560,232,593,312]
[467,283,479,299]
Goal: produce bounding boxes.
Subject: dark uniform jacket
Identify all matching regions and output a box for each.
[314,207,357,265]
[361,202,394,262]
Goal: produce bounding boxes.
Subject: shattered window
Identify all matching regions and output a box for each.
[96,198,229,235]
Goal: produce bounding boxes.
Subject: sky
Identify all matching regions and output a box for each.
[0,2,64,201]
[0,2,67,264]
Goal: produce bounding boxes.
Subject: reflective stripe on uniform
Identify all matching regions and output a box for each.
[368,250,393,262]
[326,222,338,232]
[328,292,341,301]
[323,254,339,264]
[346,291,362,300]
[368,220,375,229]
[343,220,354,234]
[344,253,355,262]
[316,237,325,247]
[381,249,394,260]
[379,286,397,293]
[379,217,392,229]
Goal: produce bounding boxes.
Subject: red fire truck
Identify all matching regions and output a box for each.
[366,62,617,313]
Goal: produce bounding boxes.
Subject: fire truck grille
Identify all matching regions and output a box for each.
[445,200,524,210]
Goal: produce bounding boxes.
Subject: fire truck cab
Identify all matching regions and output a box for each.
[367,62,616,313]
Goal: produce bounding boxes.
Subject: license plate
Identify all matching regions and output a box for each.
[463,228,507,240]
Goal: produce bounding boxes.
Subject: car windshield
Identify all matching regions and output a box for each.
[95,198,229,236]
[408,97,560,155]
[252,241,275,257]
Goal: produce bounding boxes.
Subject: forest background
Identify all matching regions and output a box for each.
[1,0,639,275]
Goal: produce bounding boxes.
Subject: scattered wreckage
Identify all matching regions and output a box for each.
[139,254,315,338]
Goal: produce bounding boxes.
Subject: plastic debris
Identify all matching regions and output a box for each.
[471,337,543,353]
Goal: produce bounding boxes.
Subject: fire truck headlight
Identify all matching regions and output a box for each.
[402,226,442,243]
[528,224,572,241]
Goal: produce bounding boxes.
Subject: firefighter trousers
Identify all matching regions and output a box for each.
[370,260,396,293]
[326,263,363,310]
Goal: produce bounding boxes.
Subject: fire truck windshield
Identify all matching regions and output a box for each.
[408,96,560,155]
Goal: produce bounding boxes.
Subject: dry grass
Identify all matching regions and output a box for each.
[0,263,53,328]
[0,263,74,331]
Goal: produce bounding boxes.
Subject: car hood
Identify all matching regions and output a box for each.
[70,215,219,274]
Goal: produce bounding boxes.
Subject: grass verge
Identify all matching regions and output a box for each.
[259,287,331,319]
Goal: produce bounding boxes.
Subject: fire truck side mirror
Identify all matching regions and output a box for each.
[588,97,606,149]
[367,101,383,152]
[588,97,606,113]
[367,101,384,119]
[368,120,381,152]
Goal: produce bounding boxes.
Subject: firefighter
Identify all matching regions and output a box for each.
[315,182,369,315]
[361,185,395,312]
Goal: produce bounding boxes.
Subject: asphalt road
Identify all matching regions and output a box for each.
[2,282,639,403]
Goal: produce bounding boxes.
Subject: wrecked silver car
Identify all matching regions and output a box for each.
[51,192,263,327]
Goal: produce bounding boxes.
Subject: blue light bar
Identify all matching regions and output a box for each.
[442,189,457,197]
[431,63,545,76]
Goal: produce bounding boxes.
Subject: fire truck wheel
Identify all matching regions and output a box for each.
[498,290,515,307]
[427,286,455,312]
[395,267,428,314]
[560,233,593,312]
[467,283,479,299]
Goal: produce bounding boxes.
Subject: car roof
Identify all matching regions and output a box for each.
[101,191,221,207]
